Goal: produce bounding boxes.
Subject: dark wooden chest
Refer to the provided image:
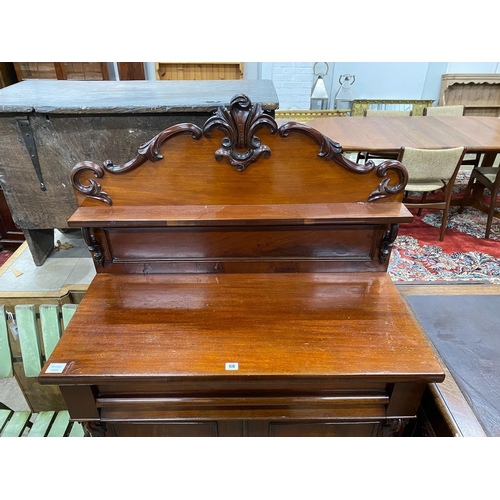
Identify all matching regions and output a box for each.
[0,79,278,264]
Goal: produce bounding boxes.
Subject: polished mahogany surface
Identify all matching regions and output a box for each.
[68,203,413,227]
[41,273,443,383]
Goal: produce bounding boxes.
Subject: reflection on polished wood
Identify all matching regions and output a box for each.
[39,95,445,437]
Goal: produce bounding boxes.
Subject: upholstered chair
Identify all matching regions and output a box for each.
[459,167,500,239]
[423,105,465,116]
[399,146,466,241]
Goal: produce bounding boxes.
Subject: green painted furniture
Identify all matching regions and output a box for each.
[0,303,85,437]
[0,409,85,437]
[0,303,77,378]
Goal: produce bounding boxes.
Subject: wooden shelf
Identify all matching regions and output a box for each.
[69,203,413,228]
[439,74,500,117]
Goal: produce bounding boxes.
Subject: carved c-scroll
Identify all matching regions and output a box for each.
[203,94,278,171]
[71,161,112,205]
[367,160,409,202]
[279,122,408,201]
[103,123,203,174]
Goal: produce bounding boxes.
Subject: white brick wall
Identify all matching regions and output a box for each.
[270,62,315,110]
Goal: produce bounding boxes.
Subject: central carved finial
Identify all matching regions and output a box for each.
[203,94,278,171]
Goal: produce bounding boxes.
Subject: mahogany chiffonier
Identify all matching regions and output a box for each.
[39,94,444,437]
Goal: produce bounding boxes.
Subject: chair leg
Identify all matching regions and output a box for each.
[484,187,499,239]
[417,192,428,216]
[458,177,476,214]
[440,192,454,242]
[356,152,365,163]
[460,174,493,215]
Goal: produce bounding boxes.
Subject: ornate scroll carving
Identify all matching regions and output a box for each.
[203,93,278,171]
[379,223,399,264]
[82,227,105,267]
[367,160,409,203]
[280,121,361,169]
[279,122,408,201]
[70,96,408,204]
[103,123,203,174]
[85,421,108,437]
[71,161,112,205]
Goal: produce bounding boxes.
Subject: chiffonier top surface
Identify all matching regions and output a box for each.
[40,272,444,385]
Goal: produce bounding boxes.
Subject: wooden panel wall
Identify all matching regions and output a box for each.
[14,63,109,81]
[156,62,243,80]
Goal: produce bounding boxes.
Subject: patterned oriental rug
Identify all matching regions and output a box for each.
[389,172,500,284]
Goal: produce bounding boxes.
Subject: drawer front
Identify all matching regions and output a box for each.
[106,225,376,261]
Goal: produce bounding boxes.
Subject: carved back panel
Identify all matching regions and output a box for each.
[69,95,410,274]
[72,94,407,208]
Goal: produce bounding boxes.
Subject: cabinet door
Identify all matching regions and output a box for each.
[106,420,245,437]
[111,422,219,437]
[248,421,381,437]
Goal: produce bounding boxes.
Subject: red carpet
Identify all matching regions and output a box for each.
[389,170,500,283]
[389,206,500,284]
[398,207,500,258]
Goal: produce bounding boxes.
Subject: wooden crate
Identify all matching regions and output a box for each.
[439,74,500,117]
[14,62,109,81]
[156,62,243,80]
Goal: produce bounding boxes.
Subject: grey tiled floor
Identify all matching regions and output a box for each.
[0,230,95,293]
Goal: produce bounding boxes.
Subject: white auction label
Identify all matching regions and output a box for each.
[45,363,67,373]
[225,362,239,370]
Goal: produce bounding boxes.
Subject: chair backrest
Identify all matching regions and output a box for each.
[399,147,466,182]
[423,105,465,116]
[364,109,413,116]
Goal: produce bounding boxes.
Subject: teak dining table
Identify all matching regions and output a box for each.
[308,116,500,167]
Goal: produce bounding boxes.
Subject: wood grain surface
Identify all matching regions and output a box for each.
[40,272,444,384]
[309,116,500,154]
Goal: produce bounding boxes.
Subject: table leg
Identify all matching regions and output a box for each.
[22,228,55,266]
[480,152,498,168]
